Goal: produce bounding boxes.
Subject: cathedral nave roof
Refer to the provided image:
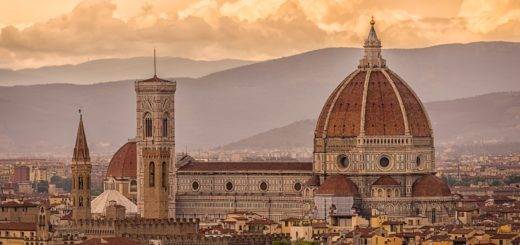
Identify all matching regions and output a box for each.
[177,161,312,172]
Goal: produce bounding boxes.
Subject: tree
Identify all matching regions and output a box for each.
[490,180,502,186]
[49,175,72,192]
[34,180,49,193]
[505,174,520,185]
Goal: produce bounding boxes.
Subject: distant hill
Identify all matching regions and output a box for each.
[0,57,254,86]
[0,42,519,154]
[218,92,520,150]
[217,120,316,151]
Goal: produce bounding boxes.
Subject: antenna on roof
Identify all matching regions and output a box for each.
[153,48,157,77]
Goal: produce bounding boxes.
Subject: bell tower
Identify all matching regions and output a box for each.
[135,51,176,218]
[71,110,92,220]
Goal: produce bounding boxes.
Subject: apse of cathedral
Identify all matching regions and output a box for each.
[72,19,455,226]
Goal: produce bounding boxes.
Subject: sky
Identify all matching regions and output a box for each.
[0,0,519,69]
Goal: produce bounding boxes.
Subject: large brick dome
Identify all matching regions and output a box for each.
[315,21,431,139]
[106,141,137,179]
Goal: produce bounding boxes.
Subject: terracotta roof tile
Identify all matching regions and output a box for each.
[0,222,36,231]
[412,174,451,197]
[106,142,137,178]
[178,161,312,172]
[315,68,431,138]
[315,175,360,197]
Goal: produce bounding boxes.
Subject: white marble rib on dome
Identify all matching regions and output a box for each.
[91,189,137,216]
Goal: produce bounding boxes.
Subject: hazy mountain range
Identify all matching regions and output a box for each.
[0,57,254,86]
[0,41,519,154]
[218,91,520,151]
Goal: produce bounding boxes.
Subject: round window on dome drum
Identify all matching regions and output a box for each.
[294,182,302,191]
[337,154,350,168]
[192,181,200,191]
[259,181,268,191]
[225,181,234,191]
[379,156,390,168]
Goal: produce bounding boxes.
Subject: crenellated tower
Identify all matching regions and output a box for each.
[135,54,176,218]
[71,111,92,220]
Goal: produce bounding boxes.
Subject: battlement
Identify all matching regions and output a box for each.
[122,233,289,245]
[71,217,198,239]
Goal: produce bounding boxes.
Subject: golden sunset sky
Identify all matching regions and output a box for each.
[0,0,519,68]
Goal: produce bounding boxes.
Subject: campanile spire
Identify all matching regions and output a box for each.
[73,109,90,162]
[359,17,386,68]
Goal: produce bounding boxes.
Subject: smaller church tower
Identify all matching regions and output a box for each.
[71,110,92,220]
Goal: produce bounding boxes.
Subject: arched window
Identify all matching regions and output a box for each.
[162,114,168,137]
[377,189,383,197]
[386,189,391,197]
[149,162,155,187]
[79,197,83,207]
[162,162,168,189]
[78,177,84,190]
[431,208,437,223]
[130,180,137,192]
[144,113,152,138]
[86,176,90,189]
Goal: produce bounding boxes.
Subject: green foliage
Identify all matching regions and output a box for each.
[443,175,469,186]
[50,175,72,192]
[490,180,502,186]
[505,174,520,184]
[272,239,291,245]
[33,180,49,193]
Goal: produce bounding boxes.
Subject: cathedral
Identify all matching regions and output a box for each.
[73,20,455,225]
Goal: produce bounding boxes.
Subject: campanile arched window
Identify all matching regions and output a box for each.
[78,176,84,190]
[149,162,155,187]
[144,113,152,138]
[162,162,168,189]
[162,114,168,138]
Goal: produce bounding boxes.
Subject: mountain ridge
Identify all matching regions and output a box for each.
[0,41,519,154]
[218,91,520,151]
[0,57,254,86]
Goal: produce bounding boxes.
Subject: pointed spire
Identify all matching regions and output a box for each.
[153,48,157,77]
[359,17,386,68]
[73,109,90,162]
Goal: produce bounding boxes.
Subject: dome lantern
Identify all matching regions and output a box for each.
[359,17,386,68]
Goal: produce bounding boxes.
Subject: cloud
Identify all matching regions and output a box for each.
[0,0,518,69]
